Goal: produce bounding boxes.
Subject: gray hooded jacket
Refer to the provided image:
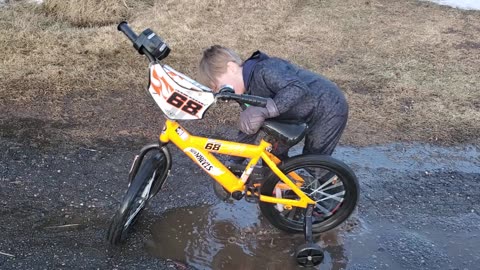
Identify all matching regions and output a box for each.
[243,51,348,124]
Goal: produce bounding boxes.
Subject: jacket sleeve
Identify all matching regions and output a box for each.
[259,63,310,114]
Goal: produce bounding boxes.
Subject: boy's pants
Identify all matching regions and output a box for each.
[230,107,348,163]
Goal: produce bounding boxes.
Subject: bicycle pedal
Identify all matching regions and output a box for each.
[244,187,260,203]
[245,194,259,203]
[245,196,260,203]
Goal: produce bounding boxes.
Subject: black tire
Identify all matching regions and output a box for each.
[259,155,359,234]
[107,153,165,245]
[148,147,171,199]
[295,243,324,267]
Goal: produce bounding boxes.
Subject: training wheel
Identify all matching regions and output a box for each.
[295,243,324,267]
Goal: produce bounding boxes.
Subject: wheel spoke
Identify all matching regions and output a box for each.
[318,190,345,203]
[302,176,319,190]
[287,207,298,221]
[304,168,321,178]
[297,257,308,264]
[308,181,343,199]
[308,174,338,195]
[298,169,317,189]
[315,202,333,216]
[318,181,343,192]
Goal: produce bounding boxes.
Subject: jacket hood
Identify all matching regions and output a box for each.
[242,51,270,92]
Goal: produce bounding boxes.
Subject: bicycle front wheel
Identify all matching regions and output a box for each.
[107,153,166,245]
[259,155,359,233]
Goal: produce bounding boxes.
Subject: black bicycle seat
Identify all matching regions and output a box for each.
[261,120,308,146]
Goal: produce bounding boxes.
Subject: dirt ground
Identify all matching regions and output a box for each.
[0,0,479,148]
[0,138,478,269]
[0,1,479,269]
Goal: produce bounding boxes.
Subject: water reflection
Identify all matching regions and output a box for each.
[146,200,350,269]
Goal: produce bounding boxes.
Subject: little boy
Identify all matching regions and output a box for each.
[198,45,348,161]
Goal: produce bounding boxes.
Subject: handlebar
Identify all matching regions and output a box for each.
[117,22,266,108]
[215,92,268,107]
[117,21,138,43]
[117,21,161,62]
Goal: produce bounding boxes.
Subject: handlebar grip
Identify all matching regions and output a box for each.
[215,92,268,107]
[238,95,267,107]
[117,21,138,43]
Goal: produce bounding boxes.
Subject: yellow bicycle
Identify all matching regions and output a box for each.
[107,22,359,267]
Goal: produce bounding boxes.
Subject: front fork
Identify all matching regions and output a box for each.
[128,142,172,188]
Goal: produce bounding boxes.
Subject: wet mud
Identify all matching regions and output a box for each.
[0,137,479,269]
[146,200,356,269]
[145,143,479,269]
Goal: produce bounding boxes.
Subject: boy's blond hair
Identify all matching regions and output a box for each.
[198,45,242,90]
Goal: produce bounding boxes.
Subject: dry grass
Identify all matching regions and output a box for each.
[42,0,153,27]
[0,0,479,147]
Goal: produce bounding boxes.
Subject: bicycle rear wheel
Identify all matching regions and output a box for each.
[107,153,167,245]
[259,155,359,233]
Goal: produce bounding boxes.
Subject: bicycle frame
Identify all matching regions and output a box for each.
[159,119,316,208]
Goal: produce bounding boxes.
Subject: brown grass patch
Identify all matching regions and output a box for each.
[43,0,152,27]
[0,0,479,147]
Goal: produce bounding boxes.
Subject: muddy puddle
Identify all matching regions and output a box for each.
[146,200,480,269]
[145,143,479,269]
[146,200,358,270]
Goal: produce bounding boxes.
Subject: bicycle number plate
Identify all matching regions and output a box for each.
[148,64,214,120]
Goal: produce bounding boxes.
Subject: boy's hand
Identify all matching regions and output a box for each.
[239,98,279,134]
